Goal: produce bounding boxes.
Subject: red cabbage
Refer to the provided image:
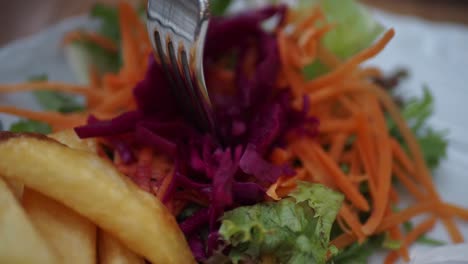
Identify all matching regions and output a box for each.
[180,208,210,236]
[239,144,284,184]
[74,111,142,138]
[135,125,177,156]
[108,137,135,164]
[188,235,207,261]
[232,182,265,205]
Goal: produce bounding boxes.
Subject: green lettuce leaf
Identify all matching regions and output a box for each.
[298,0,384,59]
[219,182,343,264]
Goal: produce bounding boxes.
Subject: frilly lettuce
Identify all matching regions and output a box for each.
[219,182,343,264]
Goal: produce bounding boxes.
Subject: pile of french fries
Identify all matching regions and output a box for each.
[0,130,195,264]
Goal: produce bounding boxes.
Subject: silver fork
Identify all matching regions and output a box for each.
[147,0,215,133]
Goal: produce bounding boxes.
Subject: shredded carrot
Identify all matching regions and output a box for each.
[329,133,347,162]
[0,82,102,101]
[63,31,118,52]
[316,44,341,68]
[331,233,356,249]
[306,82,366,104]
[318,119,356,133]
[385,217,437,264]
[444,203,468,221]
[377,201,434,232]
[393,164,426,200]
[311,140,370,211]
[390,138,416,176]
[306,29,395,91]
[0,106,86,131]
[368,83,464,242]
[156,169,174,200]
[362,110,393,235]
[389,226,409,262]
[339,204,366,242]
[382,205,409,261]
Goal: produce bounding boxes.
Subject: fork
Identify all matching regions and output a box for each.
[147,0,215,133]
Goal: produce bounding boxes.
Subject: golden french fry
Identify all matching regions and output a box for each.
[0,132,194,264]
[98,230,145,264]
[0,177,60,264]
[23,189,96,264]
[5,179,23,200]
[50,129,98,153]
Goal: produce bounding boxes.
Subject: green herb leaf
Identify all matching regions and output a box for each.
[303,61,329,80]
[402,221,446,246]
[332,235,384,264]
[90,3,120,42]
[417,236,445,246]
[9,120,52,134]
[219,182,343,264]
[70,40,121,73]
[29,75,84,113]
[382,235,401,250]
[389,87,448,171]
[210,0,233,16]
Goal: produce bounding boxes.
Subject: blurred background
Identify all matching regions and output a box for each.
[1,0,468,46]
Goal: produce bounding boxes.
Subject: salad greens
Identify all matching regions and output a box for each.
[64,3,122,83]
[332,236,384,264]
[403,221,445,246]
[30,74,84,113]
[90,4,121,43]
[298,0,384,59]
[9,120,52,134]
[219,182,343,264]
[389,86,448,170]
[210,0,233,16]
[8,74,82,133]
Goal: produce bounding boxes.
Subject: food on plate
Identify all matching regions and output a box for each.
[0,132,194,263]
[98,231,145,264]
[0,0,466,263]
[0,178,60,264]
[22,189,97,264]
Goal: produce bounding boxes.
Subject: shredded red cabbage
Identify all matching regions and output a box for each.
[74,5,317,259]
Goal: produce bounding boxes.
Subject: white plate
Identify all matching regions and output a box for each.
[0,7,467,263]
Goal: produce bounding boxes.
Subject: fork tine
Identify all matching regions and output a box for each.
[171,40,208,130]
[154,31,192,119]
[180,50,212,130]
[147,0,215,134]
[166,40,199,122]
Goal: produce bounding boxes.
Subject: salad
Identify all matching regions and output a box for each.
[0,0,466,263]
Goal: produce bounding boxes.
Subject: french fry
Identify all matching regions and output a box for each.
[99,230,145,264]
[0,132,195,264]
[0,177,60,264]
[50,129,98,153]
[20,130,98,263]
[22,189,97,264]
[5,179,23,200]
